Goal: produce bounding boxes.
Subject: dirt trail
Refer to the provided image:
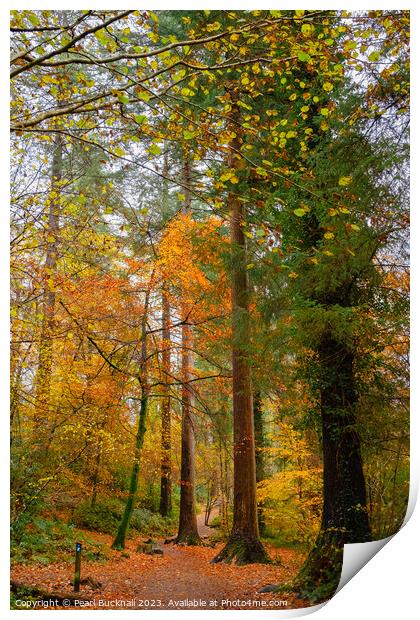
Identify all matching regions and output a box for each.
[196,507,217,538]
[11,519,308,611]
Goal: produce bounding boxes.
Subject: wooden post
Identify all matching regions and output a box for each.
[74,542,82,592]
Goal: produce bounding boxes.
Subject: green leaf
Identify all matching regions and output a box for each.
[118,93,130,104]
[301,23,312,37]
[138,91,151,102]
[298,51,311,62]
[183,130,195,140]
[148,144,161,156]
[135,114,147,124]
[368,51,381,62]
[28,13,40,26]
[293,208,306,217]
[94,29,108,45]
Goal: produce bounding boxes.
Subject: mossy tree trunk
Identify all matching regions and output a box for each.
[292,334,371,601]
[253,391,266,536]
[112,277,153,550]
[112,390,148,550]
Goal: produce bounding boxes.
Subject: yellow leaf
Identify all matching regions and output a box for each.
[220,171,233,182]
[339,176,353,186]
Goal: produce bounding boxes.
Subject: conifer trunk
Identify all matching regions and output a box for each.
[213,94,267,564]
[176,154,201,544]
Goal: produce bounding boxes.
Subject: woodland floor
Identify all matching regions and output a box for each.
[11,513,309,611]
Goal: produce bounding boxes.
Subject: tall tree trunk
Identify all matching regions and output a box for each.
[293,334,371,600]
[218,437,228,532]
[253,391,266,536]
[176,154,201,545]
[213,94,267,564]
[159,153,172,517]
[112,280,152,550]
[159,286,172,517]
[34,133,62,435]
[112,389,148,550]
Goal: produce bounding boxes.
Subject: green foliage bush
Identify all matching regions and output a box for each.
[10,517,109,565]
[70,499,177,538]
[131,507,177,537]
[70,499,123,535]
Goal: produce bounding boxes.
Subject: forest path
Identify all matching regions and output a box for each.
[11,527,307,611]
[196,507,217,538]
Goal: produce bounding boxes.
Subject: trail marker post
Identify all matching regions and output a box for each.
[74,542,82,592]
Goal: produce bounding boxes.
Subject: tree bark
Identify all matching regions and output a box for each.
[176,154,201,545]
[112,389,148,550]
[293,334,371,600]
[112,279,152,550]
[213,94,267,564]
[159,286,172,517]
[159,154,172,517]
[253,391,266,536]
